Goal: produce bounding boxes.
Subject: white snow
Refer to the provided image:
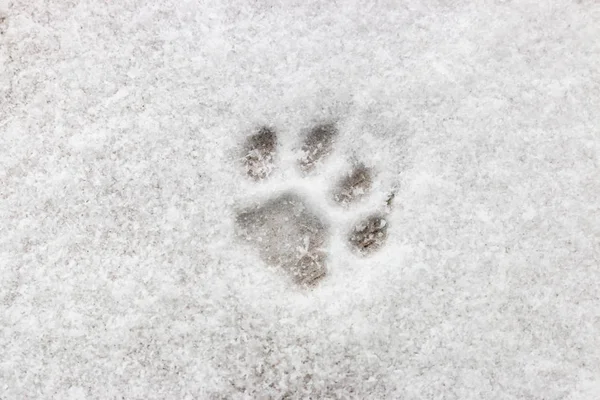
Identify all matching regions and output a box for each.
[1,0,600,399]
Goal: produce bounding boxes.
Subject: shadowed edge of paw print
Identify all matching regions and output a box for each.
[237,122,393,286]
[0,9,8,35]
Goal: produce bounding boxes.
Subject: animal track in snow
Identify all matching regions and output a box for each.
[236,121,394,286]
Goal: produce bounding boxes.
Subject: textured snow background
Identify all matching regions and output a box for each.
[1,0,600,398]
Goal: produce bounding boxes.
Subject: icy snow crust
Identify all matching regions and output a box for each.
[1,0,600,398]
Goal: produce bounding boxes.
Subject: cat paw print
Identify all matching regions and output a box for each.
[235,122,394,287]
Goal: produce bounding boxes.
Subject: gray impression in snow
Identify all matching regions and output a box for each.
[236,193,329,286]
[237,121,392,286]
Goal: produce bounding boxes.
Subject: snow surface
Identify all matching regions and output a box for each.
[1,0,600,398]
